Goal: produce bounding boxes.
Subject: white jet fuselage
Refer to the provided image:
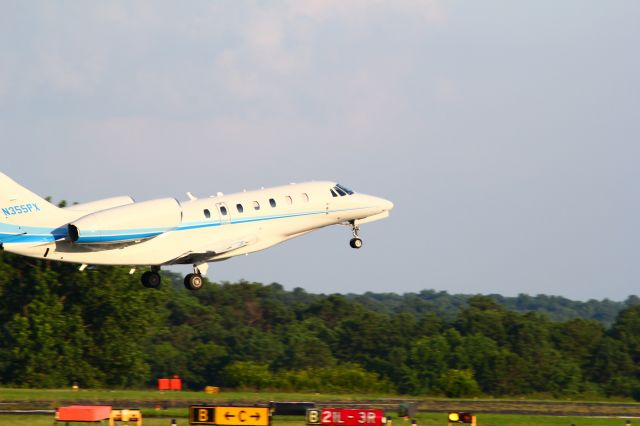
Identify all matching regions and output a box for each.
[2,179,393,270]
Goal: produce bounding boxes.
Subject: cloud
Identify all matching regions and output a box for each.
[1,1,450,121]
[288,0,447,25]
[36,49,106,96]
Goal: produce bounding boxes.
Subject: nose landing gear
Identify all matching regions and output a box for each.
[184,273,204,290]
[349,223,363,249]
[184,262,208,291]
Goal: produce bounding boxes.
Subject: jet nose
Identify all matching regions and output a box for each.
[380,198,394,211]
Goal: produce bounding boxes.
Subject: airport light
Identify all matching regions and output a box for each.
[447,412,474,425]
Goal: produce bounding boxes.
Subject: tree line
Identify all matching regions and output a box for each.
[346,291,638,326]
[1,251,639,399]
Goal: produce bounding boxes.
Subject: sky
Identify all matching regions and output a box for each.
[1,1,638,300]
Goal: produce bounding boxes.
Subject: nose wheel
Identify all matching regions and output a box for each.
[184,273,204,290]
[184,263,208,291]
[349,223,363,249]
[350,237,363,249]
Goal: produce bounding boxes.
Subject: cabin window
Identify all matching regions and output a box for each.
[330,188,338,197]
[220,206,228,216]
[269,198,276,208]
[236,203,244,213]
[253,201,260,210]
[204,209,211,219]
[301,193,309,202]
[335,187,347,196]
[284,196,293,205]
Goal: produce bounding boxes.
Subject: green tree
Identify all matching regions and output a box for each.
[455,296,509,345]
[221,361,273,389]
[454,334,502,394]
[274,321,336,370]
[0,268,100,387]
[611,305,640,363]
[551,318,605,369]
[587,336,635,384]
[438,369,481,397]
[407,335,450,393]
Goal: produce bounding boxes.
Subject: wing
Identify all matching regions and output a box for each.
[164,235,257,265]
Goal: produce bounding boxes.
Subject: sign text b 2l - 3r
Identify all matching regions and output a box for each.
[309,409,384,426]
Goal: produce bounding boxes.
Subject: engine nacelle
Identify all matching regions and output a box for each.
[68,198,182,244]
[64,196,135,213]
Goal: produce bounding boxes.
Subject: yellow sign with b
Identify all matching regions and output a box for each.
[190,406,215,424]
[189,406,270,426]
[215,407,270,426]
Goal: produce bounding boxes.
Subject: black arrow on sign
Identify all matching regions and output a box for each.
[251,413,261,420]
[225,412,235,420]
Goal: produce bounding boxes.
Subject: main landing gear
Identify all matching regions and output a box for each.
[184,263,208,291]
[141,267,161,289]
[349,223,363,249]
[139,263,208,291]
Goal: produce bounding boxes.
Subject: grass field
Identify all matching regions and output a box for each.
[0,388,393,402]
[0,413,635,426]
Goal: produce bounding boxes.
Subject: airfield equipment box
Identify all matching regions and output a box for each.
[158,376,183,390]
[56,405,112,422]
[398,403,417,418]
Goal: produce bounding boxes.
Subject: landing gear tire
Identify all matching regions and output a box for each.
[348,222,363,249]
[184,273,204,291]
[141,271,161,288]
[350,237,363,249]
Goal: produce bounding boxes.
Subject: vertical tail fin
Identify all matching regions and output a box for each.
[0,172,69,229]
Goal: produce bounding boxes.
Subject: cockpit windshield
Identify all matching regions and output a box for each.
[330,184,355,197]
[337,184,354,195]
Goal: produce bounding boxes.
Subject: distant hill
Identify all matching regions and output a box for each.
[342,290,640,326]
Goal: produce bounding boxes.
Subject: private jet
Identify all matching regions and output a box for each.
[0,172,393,290]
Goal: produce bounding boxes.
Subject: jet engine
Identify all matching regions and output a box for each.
[68,198,182,244]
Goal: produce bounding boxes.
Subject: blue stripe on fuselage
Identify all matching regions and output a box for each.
[0,233,55,244]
